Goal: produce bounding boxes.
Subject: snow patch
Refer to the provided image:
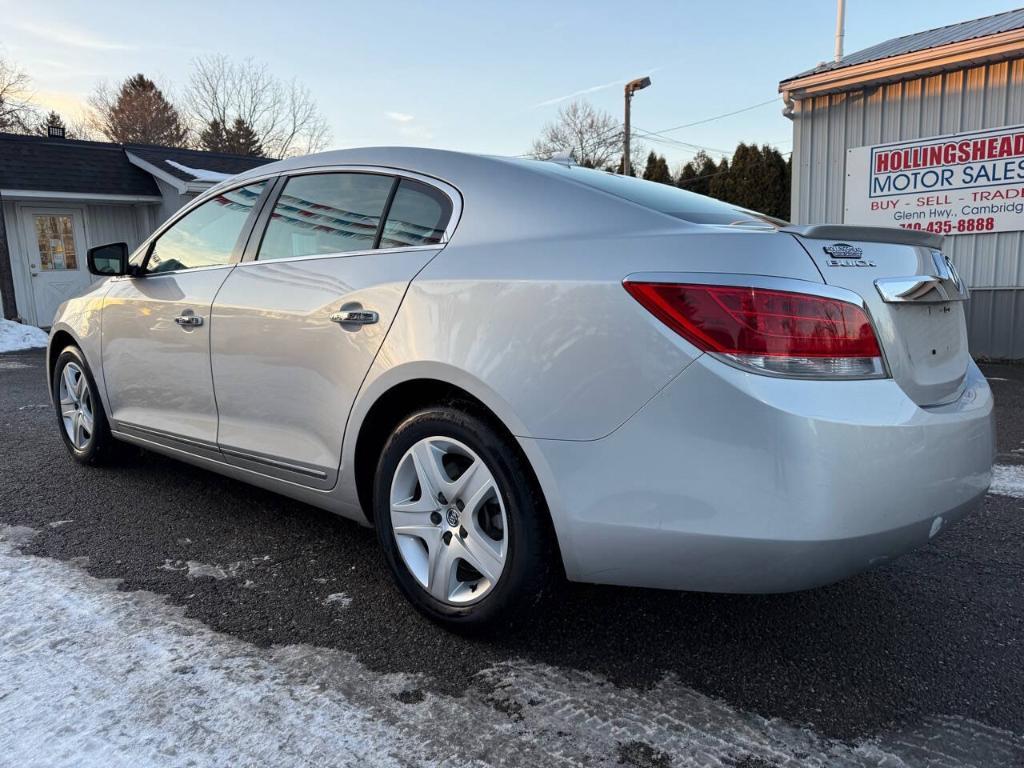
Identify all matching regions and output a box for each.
[991,465,1024,499]
[0,318,48,353]
[160,556,269,580]
[323,592,353,609]
[166,159,232,183]
[1,525,1022,767]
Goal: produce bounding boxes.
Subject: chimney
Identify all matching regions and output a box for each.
[47,125,66,139]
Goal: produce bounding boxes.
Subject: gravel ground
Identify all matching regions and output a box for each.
[1,349,1022,766]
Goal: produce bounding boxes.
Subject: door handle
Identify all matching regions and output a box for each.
[329,309,378,325]
[174,314,204,328]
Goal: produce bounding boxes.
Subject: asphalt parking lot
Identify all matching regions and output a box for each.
[1,348,1022,767]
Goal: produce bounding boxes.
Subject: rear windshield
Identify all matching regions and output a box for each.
[517,160,785,227]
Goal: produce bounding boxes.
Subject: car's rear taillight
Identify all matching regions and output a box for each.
[624,281,886,379]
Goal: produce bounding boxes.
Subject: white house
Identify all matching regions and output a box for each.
[0,129,270,326]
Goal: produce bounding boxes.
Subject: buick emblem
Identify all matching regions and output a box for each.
[823,243,863,259]
[445,507,460,527]
[824,242,875,268]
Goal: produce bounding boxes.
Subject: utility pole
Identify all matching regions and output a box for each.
[623,76,652,175]
[834,0,846,62]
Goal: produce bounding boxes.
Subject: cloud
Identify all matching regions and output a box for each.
[13,21,136,51]
[530,67,662,109]
[385,111,415,123]
[530,78,626,109]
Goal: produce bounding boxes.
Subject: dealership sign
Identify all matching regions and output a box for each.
[844,125,1024,235]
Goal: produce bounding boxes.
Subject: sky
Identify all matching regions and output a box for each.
[1,0,1020,170]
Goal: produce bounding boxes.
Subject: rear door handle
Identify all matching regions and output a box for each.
[174,314,204,327]
[329,309,378,325]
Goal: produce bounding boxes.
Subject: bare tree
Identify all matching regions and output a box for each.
[0,56,38,133]
[185,55,330,158]
[530,100,625,169]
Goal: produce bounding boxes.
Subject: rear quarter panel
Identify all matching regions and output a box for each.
[351,227,825,444]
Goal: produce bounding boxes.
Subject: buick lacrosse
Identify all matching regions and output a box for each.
[48,147,994,628]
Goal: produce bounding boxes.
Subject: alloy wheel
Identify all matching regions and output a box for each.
[389,436,508,605]
[59,362,94,450]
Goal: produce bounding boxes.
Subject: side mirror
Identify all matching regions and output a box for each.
[87,242,129,276]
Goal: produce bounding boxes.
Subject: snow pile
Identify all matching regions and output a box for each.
[991,464,1024,499]
[166,160,231,183]
[0,319,48,353]
[2,525,1021,767]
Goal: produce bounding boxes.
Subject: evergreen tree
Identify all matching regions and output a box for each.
[200,117,264,156]
[225,117,263,156]
[199,118,229,152]
[37,110,67,137]
[708,157,734,202]
[642,151,673,185]
[95,74,188,146]
[689,143,792,219]
[675,150,718,197]
[758,144,790,220]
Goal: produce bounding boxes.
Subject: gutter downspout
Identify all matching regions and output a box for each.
[781,90,795,120]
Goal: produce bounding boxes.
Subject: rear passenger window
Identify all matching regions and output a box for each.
[379,179,452,249]
[258,173,393,260]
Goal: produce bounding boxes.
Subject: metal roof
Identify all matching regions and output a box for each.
[782,7,1024,83]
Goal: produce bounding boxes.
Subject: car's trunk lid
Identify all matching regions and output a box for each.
[784,225,970,407]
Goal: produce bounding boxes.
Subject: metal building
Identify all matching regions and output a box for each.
[780,9,1024,359]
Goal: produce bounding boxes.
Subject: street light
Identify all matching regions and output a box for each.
[623,76,652,176]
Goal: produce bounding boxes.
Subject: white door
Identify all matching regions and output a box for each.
[22,209,91,326]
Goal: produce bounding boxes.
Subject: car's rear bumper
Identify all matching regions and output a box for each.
[520,356,995,593]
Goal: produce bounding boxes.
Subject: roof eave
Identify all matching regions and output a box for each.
[0,189,162,203]
[125,151,190,193]
[779,27,1024,99]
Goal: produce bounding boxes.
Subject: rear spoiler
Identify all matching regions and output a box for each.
[780,225,944,250]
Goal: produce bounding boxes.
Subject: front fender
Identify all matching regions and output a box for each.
[46,281,110,409]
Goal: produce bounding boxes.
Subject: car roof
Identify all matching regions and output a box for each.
[220,147,779,242]
[230,146,524,187]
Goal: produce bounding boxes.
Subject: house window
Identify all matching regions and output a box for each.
[34,215,78,271]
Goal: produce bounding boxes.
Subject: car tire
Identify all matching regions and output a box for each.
[374,405,555,631]
[52,346,119,465]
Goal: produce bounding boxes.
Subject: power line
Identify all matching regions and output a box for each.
[639,98,780,139]
[523,95,786,162]
[633,129,733,157]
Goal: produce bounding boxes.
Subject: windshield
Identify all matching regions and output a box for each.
[515,159,786,228]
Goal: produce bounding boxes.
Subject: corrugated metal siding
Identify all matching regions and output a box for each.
[790,56,1024,358]
[967,289,1024,359]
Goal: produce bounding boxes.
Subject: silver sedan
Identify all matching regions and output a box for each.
[48,148,995,629]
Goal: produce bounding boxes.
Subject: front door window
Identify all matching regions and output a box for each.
[34,215,78,271]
